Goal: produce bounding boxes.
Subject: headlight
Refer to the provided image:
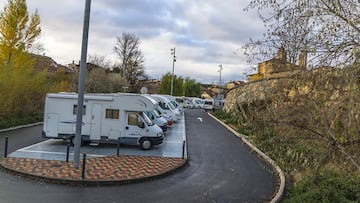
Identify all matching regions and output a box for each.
[157,132,163,137]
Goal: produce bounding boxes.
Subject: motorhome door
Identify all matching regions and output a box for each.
[90,103,102,140]
[45,113,59,137]
[124,112,145,145]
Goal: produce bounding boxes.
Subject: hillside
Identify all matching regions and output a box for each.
[220,66,360,201]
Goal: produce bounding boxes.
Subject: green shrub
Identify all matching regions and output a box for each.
[283,169,360,203]
[0,113,43,129]
[212,110,238,125]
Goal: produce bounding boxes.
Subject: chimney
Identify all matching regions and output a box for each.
[276,46,287,61]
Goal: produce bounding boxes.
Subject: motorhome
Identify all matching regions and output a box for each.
[213,99,224,110]
[150,95,181,121]
[163,95,184,115]
[203,98,214,111]
[144,109,168,132]
[155,106,173,127]
[42,92,164,150]
[192,98,205,109]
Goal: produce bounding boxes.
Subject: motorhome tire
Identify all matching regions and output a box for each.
[69,136,85,146]
[69,137,75,146]
[140,139,152,150]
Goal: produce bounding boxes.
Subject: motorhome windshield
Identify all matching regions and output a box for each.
[152,109,161,118]
[159,102,169,110]
[168,102,176,110]
[139,112,154,126]
[170,101,179,108]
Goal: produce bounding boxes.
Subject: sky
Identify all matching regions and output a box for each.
[0,0,266,84]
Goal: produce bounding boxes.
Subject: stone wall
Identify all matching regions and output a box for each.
[224,67,358,114]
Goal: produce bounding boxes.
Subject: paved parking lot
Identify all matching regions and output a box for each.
[8,115,186,161]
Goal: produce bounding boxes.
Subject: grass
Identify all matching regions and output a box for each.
[212,109,360,202]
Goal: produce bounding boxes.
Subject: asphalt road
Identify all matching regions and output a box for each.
[0,109,276,203]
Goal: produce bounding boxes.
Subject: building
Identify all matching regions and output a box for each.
[247,47,306,82]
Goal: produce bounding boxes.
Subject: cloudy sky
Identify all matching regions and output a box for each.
[0,0,266,84]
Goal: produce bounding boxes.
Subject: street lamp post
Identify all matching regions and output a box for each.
[74,0,91,169]
[218,64,223,99]
[170,48,176,96]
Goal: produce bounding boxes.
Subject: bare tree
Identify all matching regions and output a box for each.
[88,54,113,70]
[244,0,360,67]
[114,32,147,92]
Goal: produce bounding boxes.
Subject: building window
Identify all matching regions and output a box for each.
[73,105,86,115]
[106,109,119,119]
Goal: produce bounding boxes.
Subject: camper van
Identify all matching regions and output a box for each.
[144,110,168,132]
[150,95,181,121]
[204,98,214,111]
[42,92,164,150]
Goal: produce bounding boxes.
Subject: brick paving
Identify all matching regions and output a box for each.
[0,155,186,183]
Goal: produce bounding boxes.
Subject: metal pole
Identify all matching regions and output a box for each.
[170,48,176,96]
[117,137,120,156]
[66,143,70,162]
[81,154,87,179]
[182,140,185,159]
[218,64,223,99]
[4,136,8,158]
[218,64,223,87]
[74,0,91,169]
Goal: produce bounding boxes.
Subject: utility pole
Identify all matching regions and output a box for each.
[74,0,91,169]
[170,47,176,96]
[218,64,223,99]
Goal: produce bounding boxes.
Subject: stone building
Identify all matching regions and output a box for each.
[247,47,306,82]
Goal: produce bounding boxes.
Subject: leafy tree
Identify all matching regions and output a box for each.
[159,72,183,96]
[245,0,360,67]
[183,77,201,97]
[0,0,41,66]
[0,0,47,123]
[114,32,147,92]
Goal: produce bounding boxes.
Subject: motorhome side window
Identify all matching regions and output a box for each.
[128,112,139,125]
[105,109,119,119]
[73,105,86,115]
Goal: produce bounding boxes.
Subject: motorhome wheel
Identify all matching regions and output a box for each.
[140,139,152,150]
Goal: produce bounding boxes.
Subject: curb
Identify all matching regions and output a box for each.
[0,120,189,186]
[0,122,43,133]
[208,113,285,203]
[0,156,188,186]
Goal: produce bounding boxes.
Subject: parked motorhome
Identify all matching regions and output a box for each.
[176,96,194,109]
[144,110,168,132]
[155,106,173,127]
[213,99,224,110]
[203,98,214,111]
[150,95,181,121]
[163,95,184,115]
[42,92,164,150]
[193,98,205,109]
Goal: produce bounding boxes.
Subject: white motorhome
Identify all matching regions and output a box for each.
[192,98,205,109]
[144,110,168,132]
[150,95,181,121]
[42,92,164,150]
[155,106,173,127]
[203,98,214,111]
